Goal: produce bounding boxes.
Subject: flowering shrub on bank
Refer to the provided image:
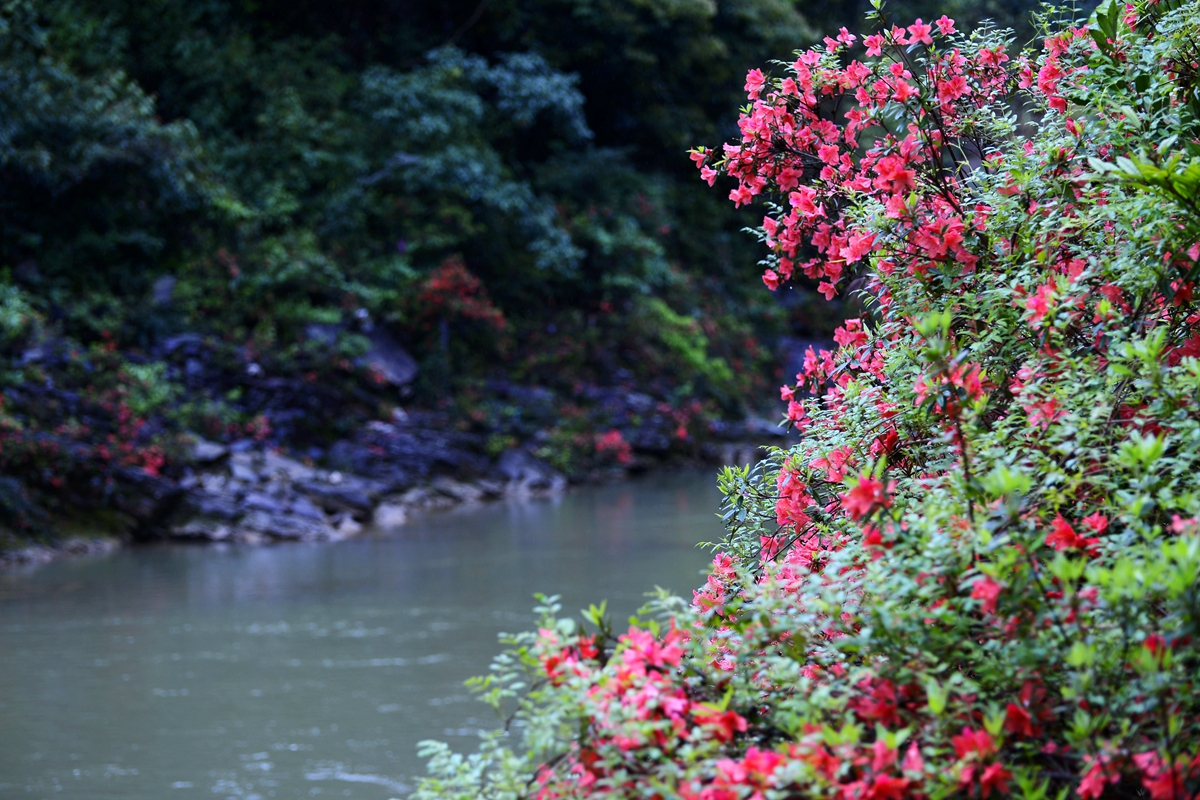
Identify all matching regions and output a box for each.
[413,2,1200,798]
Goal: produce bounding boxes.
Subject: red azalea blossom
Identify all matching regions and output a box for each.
[1045,514,1100,553]
[970,577,1003,615]
[978,762,1012,797]
[840,477,892,520]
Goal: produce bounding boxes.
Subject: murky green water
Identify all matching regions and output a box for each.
[0,471,723,799]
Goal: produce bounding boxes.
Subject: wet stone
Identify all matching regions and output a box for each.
[239,510,337,541]
[495,449,566,492]
[431,477,484,503]
[190,493,241,520]
[372,503,407,529]
[259,451,316,483]
[296,478,380,513]
[168,519,231,541]
[230,462,258,483]
[289,495,325,520]
[243,492,287,514]
[191,438,228,463]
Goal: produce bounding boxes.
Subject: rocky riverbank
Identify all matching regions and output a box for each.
[165,432,572,545]
[0,400,780,566]
[1,322,823,562]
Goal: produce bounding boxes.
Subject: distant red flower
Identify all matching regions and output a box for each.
[970,577,1002,615]
[841,478,892,520]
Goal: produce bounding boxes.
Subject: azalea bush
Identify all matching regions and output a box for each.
[414,2,1200,799]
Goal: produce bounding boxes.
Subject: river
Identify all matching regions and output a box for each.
[0,471,724,799]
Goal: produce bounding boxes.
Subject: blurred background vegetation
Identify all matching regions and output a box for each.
[0,0,1071,536]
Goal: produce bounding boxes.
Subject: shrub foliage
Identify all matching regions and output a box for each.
[414,2,1200,799]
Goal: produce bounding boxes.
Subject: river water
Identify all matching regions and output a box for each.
[0,471,723,800]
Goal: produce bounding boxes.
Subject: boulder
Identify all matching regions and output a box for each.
[408,487,456,510]
[259,451,316,482]
[151,275,176,305]
[289,494,325,520]
[304,323,340,346]
[168,519,231,541]
[239,510,339,541]
[628,427,671,453]
[716,442,767,468]
[626,392,655,413]
[229,453,259,483]
[188,492,241,520]
[191,437,228,463]
[495,449,567,493]
[198,473,224,492]
[357,329,418,387]
[432,476,484,503]
[372,502,408,528]
[296,475,385,513]
[243,492,287,513]
[476,479,505,498]
[743,416,790,439]
[397,487,433,505]
[333,512,364,537]
[159,333,206,355]
[111,466,183,524]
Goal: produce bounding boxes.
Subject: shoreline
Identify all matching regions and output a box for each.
[0,442,766,571]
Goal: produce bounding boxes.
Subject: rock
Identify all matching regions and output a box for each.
[358,329,418,387]
[169,519,232,541]
[495,449,567,492]
[229,453,259,483]
[159,333,206,355]
[191,437,228,463]
[372,502,408,528]
[333,512,363,537]
[199,473,227,492]
[476,479,505,498]
[290,495,325,520]
[259,451,316,482]
[717,442,767,467]
[151,275,176,305]
[397,487,432,505]
[19,344,45,365]
[296,475,383,513]
[390,486,455,510]
[304,323,340,346]
[1,538,120,568]
[628,427,671,453]
[189,492,241,520]
[111,466,182,523]
[626,392,655,413]
[166,465,344,543]
[243,492,287,513]
[327,415,487,485]
[239,510,337,541]
[432,476,484,503]
[743,416,789,438]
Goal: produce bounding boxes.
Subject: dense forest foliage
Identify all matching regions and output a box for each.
[0,0,1067,540]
